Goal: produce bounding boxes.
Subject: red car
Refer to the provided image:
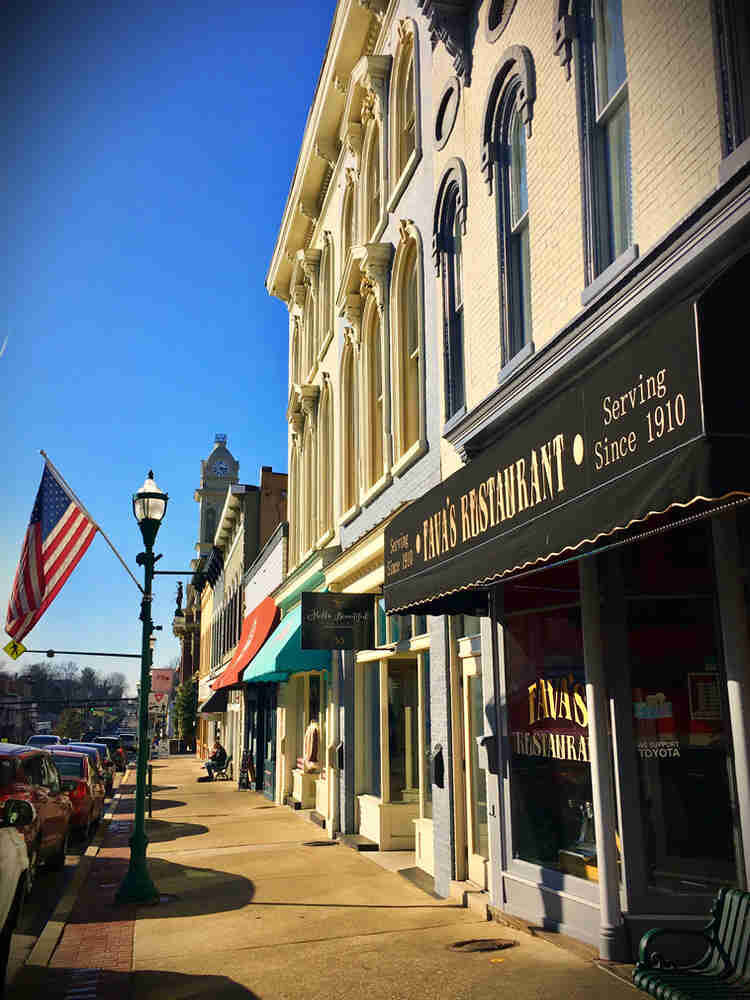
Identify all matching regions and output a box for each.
[0,744,72,891]
[49,750,106,841]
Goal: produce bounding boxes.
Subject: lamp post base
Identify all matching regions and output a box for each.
[115,832,160,905]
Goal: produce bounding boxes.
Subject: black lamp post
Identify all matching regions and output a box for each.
[116,471,167,905]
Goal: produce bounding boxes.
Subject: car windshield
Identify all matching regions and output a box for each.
[67,747,100,767]
[28,736,58,746]
[52,756,84,777]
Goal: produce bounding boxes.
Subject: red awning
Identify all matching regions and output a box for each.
[211,596,280,691]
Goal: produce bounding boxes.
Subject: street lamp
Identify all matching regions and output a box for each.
[116,471,167,905]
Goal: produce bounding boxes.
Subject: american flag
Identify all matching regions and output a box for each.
[5,463,98,642]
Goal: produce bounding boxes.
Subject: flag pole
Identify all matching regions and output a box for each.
[40,450,144,594]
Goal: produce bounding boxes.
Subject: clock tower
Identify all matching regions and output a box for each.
[194,433,240,556]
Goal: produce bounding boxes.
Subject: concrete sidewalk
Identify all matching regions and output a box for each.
[9,754,645,1000]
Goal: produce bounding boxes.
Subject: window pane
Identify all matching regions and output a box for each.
[415,615,427,636]
[399,614,412,641]
[388,661,419,803]
[406,258,418,356]
[361,664,381,797]
[595,0,627,109]
[377,598,387,646]
[510,110,528,225]
[469,675,489,858]
[605,101,632,259]
[505,599,598,875]
[511,220,532,356]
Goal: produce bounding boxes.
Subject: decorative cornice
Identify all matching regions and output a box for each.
[299,383,321,423]
[296,247,322,284]
[357,242,394,314]
[480,45,537,193]
[416,0,472,86]
[361,55,391,124]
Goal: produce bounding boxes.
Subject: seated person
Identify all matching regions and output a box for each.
[205,740,227,780]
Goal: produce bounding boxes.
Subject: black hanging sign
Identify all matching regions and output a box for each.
[301,592,376,650]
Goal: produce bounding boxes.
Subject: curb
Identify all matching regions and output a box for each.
[25,768,134,969]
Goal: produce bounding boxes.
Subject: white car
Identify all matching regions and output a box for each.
[0,799,34,990]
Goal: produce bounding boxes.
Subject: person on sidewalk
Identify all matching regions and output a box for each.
[204,740,227,780]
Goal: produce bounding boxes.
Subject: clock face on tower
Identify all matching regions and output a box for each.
[212,460,229,478]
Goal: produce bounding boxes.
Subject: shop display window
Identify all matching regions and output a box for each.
[388,661,419,803]
[377,598,429,646]
[504,570,596,877]
[421,652,432,819]
[622,522,739,894]
[360,663,381,797]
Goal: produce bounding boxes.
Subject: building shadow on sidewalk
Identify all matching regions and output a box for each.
[7,964,260,999]
[142,799,187,811]
[142,818,209,843]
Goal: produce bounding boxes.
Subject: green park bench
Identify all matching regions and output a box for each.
[213,754,233,781]
[633,886,750,999]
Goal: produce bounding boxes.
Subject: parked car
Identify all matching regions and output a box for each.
[0,798,34,992]
[25,735,62,748]
[62,745,110,796]
[48,750,105,841]
[97,736,127,773]
[0,744,72,892]
[118,732,137,759]
[68,743,115,795]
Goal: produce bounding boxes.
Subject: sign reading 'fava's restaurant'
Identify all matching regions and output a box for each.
[384,299,738,614]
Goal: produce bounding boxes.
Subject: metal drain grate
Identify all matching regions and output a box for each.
[448,939,516,953]
[64,967,100,999]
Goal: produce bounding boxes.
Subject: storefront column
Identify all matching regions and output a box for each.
[429,614,455,898]
[579,557,627,961]
[340,650,356,834]
[484,587,507,908]
[712,512,750,887]
[331,650,342,836]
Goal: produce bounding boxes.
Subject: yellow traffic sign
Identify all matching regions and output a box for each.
[3,639,26,660]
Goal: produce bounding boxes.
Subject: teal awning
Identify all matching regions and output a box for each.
[243,604,330,684]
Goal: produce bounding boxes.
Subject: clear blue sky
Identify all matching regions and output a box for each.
[2,0,337,692]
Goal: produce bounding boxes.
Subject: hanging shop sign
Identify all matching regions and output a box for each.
[301,592,375,650]
[384,292,750,615]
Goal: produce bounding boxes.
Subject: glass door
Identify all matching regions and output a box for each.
[463,657,489,887]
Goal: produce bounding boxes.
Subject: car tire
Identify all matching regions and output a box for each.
[26,839,40,897]
[47,829,69,871]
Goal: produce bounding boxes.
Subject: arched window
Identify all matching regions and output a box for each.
[363,300,384,488]
[341,343,358,514]
[390,23,419,190]
[303,289,315,379]
[319,235,333,355]
[303,421,315,555]
[342,180,355,262]
[498,88,532,362]
[391,224,424,463]
[319,382,334,539]
[482,46,536,368]
[291,319,300,385]
[434,160,467,422]
[363,122,381,241]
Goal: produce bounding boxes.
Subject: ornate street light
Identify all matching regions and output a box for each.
[116,471,168,905]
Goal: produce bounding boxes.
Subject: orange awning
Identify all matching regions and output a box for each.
[211,596,280,691]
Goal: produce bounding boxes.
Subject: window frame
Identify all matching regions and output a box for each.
[388,19,423,213]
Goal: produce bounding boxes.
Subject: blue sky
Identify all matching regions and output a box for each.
[2,0,337,692]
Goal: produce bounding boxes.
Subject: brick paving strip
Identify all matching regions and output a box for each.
[11,771,140,1000]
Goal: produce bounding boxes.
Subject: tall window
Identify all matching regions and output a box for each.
[319,237,333,353]
[364,123,381,240]
[303,423,315,555]
[291,320,300,385]
[582,0,632,273]
[442,186,465,420]
[392,230,422,460]
[498,94,532,362]
[342,181,355,262]
[341,343,357,513]
[319,384,333,538]
[303,290,315,379]
[714,1,750,164]
[365,304,384,488]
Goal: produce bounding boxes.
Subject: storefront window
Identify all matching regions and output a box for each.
[377,597,387,646]
[468,675,488,858]
[622,522,738,894]
[505,572,596,877]
[388,661,419,803]
[415,614,428,636]
[361,663,381,797]
[421,652,432,819]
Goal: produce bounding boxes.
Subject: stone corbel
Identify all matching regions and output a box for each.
[291,282,307,317]
[416,0,472,85]
[296,247,322,287]
[361,55,392,125]
[343,123,363,169]
[396,17,414,47]
[398,218,414,247]
[343,294,363,348]
[360,88,376,128]
[553,3,577,82]
[299,384,321,426]
[358,243,393,315]
[286,383,302,422]
[290,412,305,438]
